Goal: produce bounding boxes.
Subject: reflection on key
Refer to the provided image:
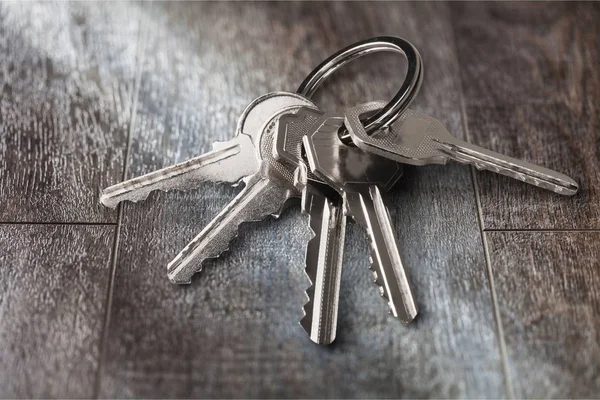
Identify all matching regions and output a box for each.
[346,102,578,195]
[304,112,417,323]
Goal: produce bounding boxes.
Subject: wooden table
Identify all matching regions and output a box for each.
[1,2,598,398]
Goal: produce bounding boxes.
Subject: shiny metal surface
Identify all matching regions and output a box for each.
[346,102,579,195]
[99,135,254,208]
[274,107,323,172]
[297,36,423,137]
[100,92,313,208]
[98,36,425,341]
[167,100,317,284]
[303,110,418,323]
[275,108,346,345]
[300,184,346,345]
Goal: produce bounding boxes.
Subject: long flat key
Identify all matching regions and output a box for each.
[100,135,255,208]
[275,108,346,345]
[300,182,346,345]
[167,102,319,284]
[346,101,578,195]
[100,92,316,208]
[303,111,418,323]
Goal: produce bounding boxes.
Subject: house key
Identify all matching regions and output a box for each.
[346,102,578,195]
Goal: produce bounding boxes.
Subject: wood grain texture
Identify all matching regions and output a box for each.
[0,224,114,398]
[486,231,600,398]
[99,2,506,398]
[1,2,596,398]
[451,2,600,229]
[0,2,141,223]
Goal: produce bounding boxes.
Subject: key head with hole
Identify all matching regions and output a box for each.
[303,110,403,193]
[257,104,322,191]
[237,92,316,144]
[274,107,324,166]
[273,107,330,189]
[346,101,579,195]
[346,100,452,165]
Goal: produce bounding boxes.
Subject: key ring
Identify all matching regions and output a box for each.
[297,36,423,140]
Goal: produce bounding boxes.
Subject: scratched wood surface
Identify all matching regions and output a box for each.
[0,2,142,223]
[451,2,600,230]
[99,2,503,398]
[0,224,114,398]
[486,231,600,398]
[0,1,598,399]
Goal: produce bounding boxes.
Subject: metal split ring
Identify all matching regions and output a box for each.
[297,36,423,139]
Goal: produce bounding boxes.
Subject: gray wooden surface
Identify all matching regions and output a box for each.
[0,1,598,398]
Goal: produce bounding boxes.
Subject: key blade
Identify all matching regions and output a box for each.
[300,184,346,345]
[436,138,579,195]
[100,135,258,208]
[303,111,413,321]
[346,103,579,195]
[167,169,294,284]
[346,187,417,323]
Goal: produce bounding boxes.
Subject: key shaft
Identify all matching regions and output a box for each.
[346,187,417,321]
[304,112,417,322]
[167,168,295,284]
[100,92,316,209]
[275,107,347,345]
[346,102,578,195]
[436,136,579,195]
[300,183,346,344]
[168,102,316,284]
[100,135,256,208]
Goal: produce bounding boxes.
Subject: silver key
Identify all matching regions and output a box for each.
[100,92,315,208]
[300,182,346,345]
[167,101,320,284]
[346,101,579,195]
[275,108,346,345]
[303,110,418,323]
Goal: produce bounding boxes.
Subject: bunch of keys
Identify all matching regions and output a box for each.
[101,37,578,345]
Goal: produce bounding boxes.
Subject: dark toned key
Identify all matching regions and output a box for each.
[304,110,417,323]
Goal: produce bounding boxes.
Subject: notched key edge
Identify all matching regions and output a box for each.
[299,187,346,345]
[347,189,418,324]
[166,166,296,284]
[100,136,254,208]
